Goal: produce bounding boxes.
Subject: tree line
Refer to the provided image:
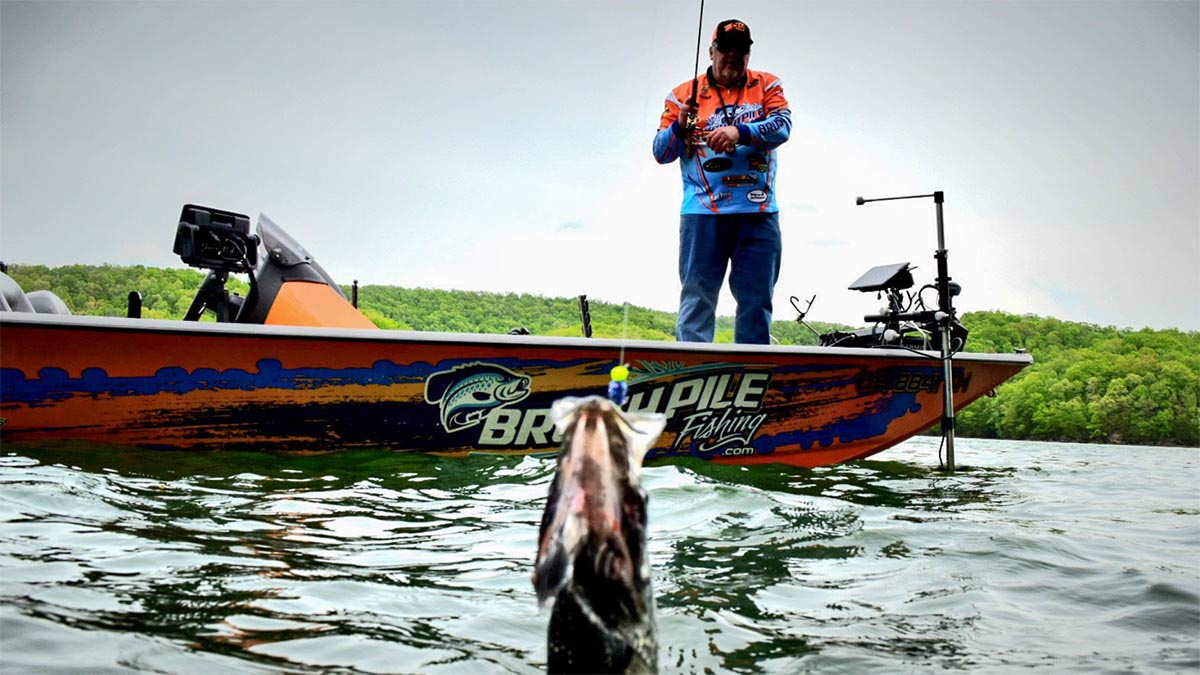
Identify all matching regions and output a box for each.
[6,263,1198,447]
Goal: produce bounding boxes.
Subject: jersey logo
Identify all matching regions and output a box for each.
[722,174,759,187]
[703,157,733,172]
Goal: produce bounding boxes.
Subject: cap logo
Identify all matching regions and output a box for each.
[713,19,752,45]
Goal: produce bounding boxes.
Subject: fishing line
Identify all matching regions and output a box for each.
[619,302,630,364]
[611,0,703,403]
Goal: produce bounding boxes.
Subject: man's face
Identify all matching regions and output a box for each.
[710,43,749,85]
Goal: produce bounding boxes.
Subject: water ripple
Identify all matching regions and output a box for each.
[2,441,1197,673]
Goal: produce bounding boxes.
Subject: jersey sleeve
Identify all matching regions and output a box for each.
[736,76,791,151]
[652,89,688,164]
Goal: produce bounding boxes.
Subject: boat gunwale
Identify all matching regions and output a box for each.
[0,312,1034,366]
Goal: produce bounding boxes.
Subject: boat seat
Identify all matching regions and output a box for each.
[0,271,71,314]
[27,289,73,315]
[0,271,35,312]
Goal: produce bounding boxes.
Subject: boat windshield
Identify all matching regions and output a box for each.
[256,214,316,268]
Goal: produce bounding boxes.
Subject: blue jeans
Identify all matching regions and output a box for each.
[676,212,781,344]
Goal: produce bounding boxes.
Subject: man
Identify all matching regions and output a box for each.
[653,19,792,344]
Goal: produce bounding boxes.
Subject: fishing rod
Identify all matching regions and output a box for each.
[684,0,705,157]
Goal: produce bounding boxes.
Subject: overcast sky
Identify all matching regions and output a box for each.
[2,0,1197,331]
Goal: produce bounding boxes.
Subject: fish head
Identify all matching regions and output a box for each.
[494,374,531,402]
[533,396,665,673]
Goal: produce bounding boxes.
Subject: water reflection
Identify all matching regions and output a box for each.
[665,454,1021,513]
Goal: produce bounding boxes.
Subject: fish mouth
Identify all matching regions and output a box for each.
[533,396,666,627]
[495,377,530,402]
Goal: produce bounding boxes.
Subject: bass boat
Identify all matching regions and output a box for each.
[0,204,1031,467]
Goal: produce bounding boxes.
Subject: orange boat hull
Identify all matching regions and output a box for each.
[0,314,1030,467]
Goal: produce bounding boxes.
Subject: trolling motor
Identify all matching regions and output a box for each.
[173,204,259,322]
[852,191,963,470]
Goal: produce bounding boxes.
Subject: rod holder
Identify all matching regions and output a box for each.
[578,295,593,338]
[127,291,142,319]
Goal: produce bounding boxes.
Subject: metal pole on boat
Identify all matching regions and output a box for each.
[932,192,957,471]
[856,190,957,471]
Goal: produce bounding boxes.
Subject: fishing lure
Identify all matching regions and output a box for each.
[607,364,629,406]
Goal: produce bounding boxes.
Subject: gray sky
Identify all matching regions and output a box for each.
[2,0,1197,331]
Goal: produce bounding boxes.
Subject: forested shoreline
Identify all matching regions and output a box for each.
[7,263,1198,447]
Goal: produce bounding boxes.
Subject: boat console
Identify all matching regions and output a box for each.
[172,204,374,329]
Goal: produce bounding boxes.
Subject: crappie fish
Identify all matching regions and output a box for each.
[533,396,666,674]
[423,363,531,432]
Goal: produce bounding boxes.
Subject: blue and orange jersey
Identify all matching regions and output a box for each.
[653,67,792,215]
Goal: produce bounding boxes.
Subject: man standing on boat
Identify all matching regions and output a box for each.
[653,19,792,345]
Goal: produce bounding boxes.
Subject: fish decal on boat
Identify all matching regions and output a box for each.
[423,362,532,433]
[534,396,666,674]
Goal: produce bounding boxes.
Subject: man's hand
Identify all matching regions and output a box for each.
[704,126,740,154]
[679,97,698,129]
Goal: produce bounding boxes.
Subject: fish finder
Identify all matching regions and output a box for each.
[848,262,915,293]
[174,204,261,322]
[173,204,258,273]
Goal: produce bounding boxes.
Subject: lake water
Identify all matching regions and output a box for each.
[1,438,1197,674]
